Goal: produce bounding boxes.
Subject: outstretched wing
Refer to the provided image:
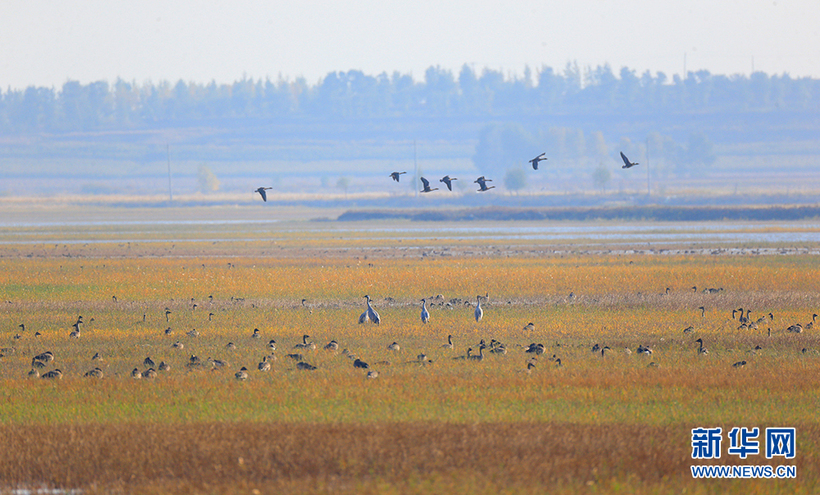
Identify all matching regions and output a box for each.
[255,188,268,201]
[420,177,430,188]
[620,152,630,166]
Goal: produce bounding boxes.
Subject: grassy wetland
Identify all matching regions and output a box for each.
[1,205,820,493]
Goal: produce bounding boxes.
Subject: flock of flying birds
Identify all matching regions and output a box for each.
[390,151,638,194]
[251,151,638,200]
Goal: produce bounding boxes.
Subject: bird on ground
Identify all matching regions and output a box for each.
[420,177,438,193]
[84,367,104,379]
[235,367,249,380]
[34,351,54,363]
[387,342,400,351]
[441,335,454,349]
[324,340,339,351]
[698,306,705,317]
[474,176,495,192]
[468,346,485,362]
[732,360,747,368]
[390,171,406,182]
[131,368,142,379]
[258,356,271,371]
[523,322,535,331]
[41,369,63,379]
[296,361,317,371]
[254,187,272,202]
[353,358,369,369]
[294,334,316,350]
[158,361,171,372]
[420,299,430,324]
[620,152,638,168]
[28,368,39,378]
[172,341,184,349]
[363,295,381,325]
[440,176,457,191]
[474,295,484,322]
[251,328,261,339]
[529,152,547,170]
[143,357,155,368]
[695,338,709,355]
[366,371,379,379]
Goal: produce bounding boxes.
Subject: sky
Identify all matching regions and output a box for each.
[2,0,819,90]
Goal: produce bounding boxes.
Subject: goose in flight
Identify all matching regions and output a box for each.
[529,152,548,170]
[440,176,457,191]
[420,177,438,193]
[390,171,407,182]
[474,176,495,192]
[620,152,638,169]
[254,187,273,201]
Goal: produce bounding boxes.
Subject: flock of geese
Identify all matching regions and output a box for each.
[251,151,639,200]
[6,292,817,381]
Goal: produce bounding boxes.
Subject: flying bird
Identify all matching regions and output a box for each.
[620,152,638,169]
[474,176,495,192]
[529,152,548,170]
[390,171,406,182]
[420,177,438,193]
[254,187,273,201]
[439,176,457,191]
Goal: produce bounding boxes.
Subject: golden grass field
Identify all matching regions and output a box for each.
[1,210,819,494]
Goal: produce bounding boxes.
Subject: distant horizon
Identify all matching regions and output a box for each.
[2,62,815,92]
[3,1,818,90]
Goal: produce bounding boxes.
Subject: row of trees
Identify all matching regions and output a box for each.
[2,64,819,132]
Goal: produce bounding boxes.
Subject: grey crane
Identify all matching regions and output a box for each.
[420,298,430,324]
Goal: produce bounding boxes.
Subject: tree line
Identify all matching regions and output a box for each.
[2,64,819,133]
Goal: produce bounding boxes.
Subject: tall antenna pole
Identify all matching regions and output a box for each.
[646,137,651,197]
[166,143,173,202]
[413,140,418,198]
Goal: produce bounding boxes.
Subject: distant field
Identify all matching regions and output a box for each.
[0,209,818,493]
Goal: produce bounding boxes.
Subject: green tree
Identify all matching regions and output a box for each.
[592,162,611,193]
[504,168,527,194]
[197,164,220,193]
[336,177,350,198]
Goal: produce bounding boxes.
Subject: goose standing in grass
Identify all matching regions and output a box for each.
[324,340,339,351]
[420,299,430,324]
[131,368,142,379]
[695,338,709,355]
[254,187,272,202]
[468,346,485,362]
[441,335,454,349]
[529,152,547,170]
[440,176,457,191]
[258,356,271,372]
[251,328,261,339]
[474,295,483,322]
[364,295,381,325]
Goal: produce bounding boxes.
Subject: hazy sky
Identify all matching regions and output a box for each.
[2,0,818,89]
